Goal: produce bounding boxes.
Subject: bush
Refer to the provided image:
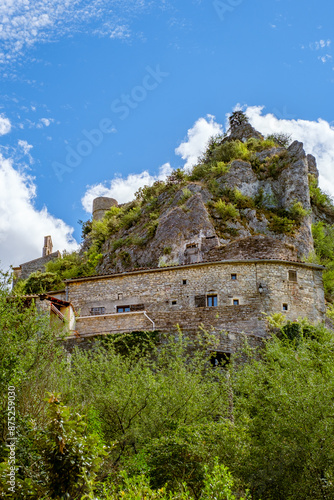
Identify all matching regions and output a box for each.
[214,200,240,220]
[211,161,230,177]
[45,249,102,281]
[269,214,295,234]
[246,137,276,152]
[266,133,291,148]
[309,176,334,215]
[135,181,166,202]
[189,163,212,181]
[30,394,107,499]
[146,220,159,239]
[289,201,309,222]
[23,271,62,294]
[178,188,193,205]
[119,206,141,229]
[210,140,251,164]
[231,188,254,209]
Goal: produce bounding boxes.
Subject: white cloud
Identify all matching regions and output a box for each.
[81,163,173,213]
[40,117,54,127]
[0,114,11,135]
[18,139,33,155]
[0,0,163,65]
[0,152,78,271]
[175,115,223,170]
[82,107,334,216]
[245,105,334,199]
[308,39,331,51]
[319,54,332,63]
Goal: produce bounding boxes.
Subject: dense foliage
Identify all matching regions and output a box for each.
[1,271,334,498]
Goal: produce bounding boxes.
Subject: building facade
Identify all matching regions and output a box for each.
[65,254,325,352]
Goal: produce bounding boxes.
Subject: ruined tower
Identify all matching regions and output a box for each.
[92,197,118,221]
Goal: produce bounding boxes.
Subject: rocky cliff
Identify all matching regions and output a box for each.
[84,112,332,275]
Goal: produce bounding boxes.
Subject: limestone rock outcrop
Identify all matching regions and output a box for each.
[94,119,324,274]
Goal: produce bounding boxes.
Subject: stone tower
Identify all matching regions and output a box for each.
[42,235,53,257]
[92,197,118,221]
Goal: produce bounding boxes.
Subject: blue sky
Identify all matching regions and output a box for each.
[1,0,334,269]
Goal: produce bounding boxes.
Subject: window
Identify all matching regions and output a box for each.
[207,295,218,307]
[195,295,206,308]
[129,304,145,312]
[233,299,239,306]
[117,304,144,313]
[172,300,177,305]
[231,274,237,280]
[283,303,288,311]
[117,293,123,300]
[90,307,105,315]
[117,306,130,313]
[210,352,231,367]
[288,270,297,282]
[182,279,187,285]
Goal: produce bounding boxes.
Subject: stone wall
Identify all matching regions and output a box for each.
[206,236,297,262]
[67,259,325,347]
[74,311,153,337]
[14,251,61,281]
[92,197,118,221]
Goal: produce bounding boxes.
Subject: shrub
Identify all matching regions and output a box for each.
[23,271,62,294]
[211,161,230,177]
[119,207,141,229]
[166,168,189,186]
[312,221,334,261]
[211,140,251,164]
[246,137,276,152]
[119,251,131,267]
[34,394,107,499]
[149,210,160,220]
[289,201,309,222]
[269,215,295,234]
[189,163,212,181]
[214,200,240,220]
[79,219,93,238]
[91,218,110,250]
[135,181,166,202]
[146,220,159,239]
[131,235,146,247]
[177,188,193,205]
[44,250,102,282]
[266,133,291,148]
[232,188,254,209]
[309,176,334,215]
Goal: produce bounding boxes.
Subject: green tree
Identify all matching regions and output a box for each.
[233,323,334,499]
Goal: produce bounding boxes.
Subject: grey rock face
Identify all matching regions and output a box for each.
[96,125,323,272]
[307,154,319,179]
[214,140,314,257]
[218,160,259,198]
[228,122,263,142]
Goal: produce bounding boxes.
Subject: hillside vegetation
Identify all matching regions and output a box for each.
[1,271,334,499]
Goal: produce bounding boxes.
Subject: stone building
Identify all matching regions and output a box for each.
[65,235,325,353]
[13,236,61,281]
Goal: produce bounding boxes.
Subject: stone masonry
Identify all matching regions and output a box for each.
[66,256,325,351]
[13,236,61,281]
